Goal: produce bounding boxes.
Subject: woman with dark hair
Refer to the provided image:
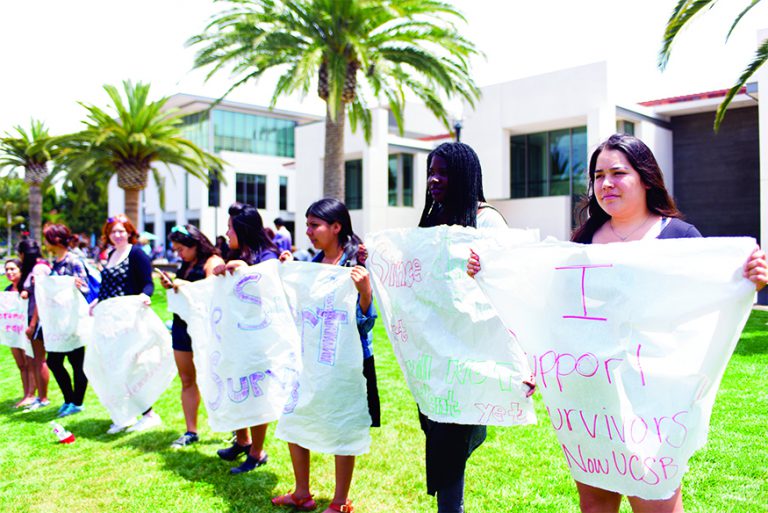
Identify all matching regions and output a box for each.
[469,133,766,513]
[272,198,378,513]
[17,239,51,411]
[418,141,520,513]
[3,258,36,408]
[160,224,224,449]
[43,223,91,417]
[93,214,160,434]
[214,204,279,474]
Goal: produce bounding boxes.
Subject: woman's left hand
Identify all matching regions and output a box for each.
[523,375,536,398]
[25,325,34,341]
[357,244,368,266]
[744,246,768,291]
[138,293,152,307]
[74,277,86,290]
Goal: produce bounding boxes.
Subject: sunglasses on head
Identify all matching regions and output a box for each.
[171,225,191,236]
[107,214,129,224]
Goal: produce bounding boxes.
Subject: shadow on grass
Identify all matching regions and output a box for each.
[119,431,281,512]
[734,310,768,356]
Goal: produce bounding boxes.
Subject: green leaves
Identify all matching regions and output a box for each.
[658,0,764,131]
[188,0,481,138]
[61,81,224,203]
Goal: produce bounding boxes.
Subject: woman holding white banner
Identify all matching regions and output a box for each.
[213,203,279,474]
[272,198,378,513]
[3,258,35,407]
[469,133,767,513]
[93,214,161,434]
[419,141,534,513]
[159,224,224,449]
[43,223,91,418]
[17,239,51,412]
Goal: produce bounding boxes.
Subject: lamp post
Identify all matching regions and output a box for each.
[453,120,463,142]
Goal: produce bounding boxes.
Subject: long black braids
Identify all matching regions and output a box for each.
[418,142,486,228]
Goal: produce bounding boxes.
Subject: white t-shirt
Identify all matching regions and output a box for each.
[477,205,507,229]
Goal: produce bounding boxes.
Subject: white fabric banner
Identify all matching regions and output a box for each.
[83,295,175,426]
[0,291,31,356]
[473,236,756,500]
[365,226,538,426]
[167,260,302,433]
[275,262,371,456]
[35,274,92,352]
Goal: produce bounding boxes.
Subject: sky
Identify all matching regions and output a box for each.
[0,0,766,134]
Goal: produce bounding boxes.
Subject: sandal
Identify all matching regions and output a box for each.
[326,500,354,512]
[271,492,317,511]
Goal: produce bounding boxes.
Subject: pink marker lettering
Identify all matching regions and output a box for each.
[555,264,613,321]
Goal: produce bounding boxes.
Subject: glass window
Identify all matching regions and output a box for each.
[510,136,526,199]
[279,176,288,211]
[402,154,414,206]
[180,112,209,150]
[235,173,267,209]
[617,120,635,135]
[387,153,416,207]
[508,127,587,199]
[345,160,363,210]
[528,133,547,197]
[549,129,571,196]
[213,109,296,157]
[388,155,398,206]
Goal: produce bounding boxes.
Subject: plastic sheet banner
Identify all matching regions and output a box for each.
[83,296,175,426]
[275,262,371,456]
[35,275,92,352]
[0,292,30,356]
[365,226,539,426]
[472,236,756,500]
[167,260,302,433]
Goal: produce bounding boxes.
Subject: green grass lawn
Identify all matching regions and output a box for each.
[1,277,766,512]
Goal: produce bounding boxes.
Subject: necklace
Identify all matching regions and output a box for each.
[609,215,651,241]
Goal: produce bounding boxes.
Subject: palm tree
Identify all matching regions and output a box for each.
[59,81,224,224]
[0,173,28,256]
[0,120,56,243]
[659,0,766,130]
[188,0,481,199]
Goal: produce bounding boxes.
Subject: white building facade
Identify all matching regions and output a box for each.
[107,94,320,244]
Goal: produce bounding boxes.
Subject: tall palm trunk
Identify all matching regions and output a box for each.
[28,184,42,243]
[117,164,149,226]
[123,189,141,226]
[323,104,346,200]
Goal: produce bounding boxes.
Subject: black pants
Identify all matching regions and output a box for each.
[419,410,486,511]
[47,347,88,406]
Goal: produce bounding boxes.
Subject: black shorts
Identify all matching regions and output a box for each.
[171,316,193,352]
[363,356,381,427]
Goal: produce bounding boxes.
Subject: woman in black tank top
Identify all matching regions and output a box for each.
[161,224,224,449]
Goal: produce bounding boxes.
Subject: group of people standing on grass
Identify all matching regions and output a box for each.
[3,134,766,513]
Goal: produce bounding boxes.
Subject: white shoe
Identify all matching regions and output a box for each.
[126,411,162,433]
[107,418,136,434]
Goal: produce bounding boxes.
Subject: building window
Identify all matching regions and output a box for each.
[208,170,221,207]
[235,173,267,209]
[616,120,635,135]
[213,110,296,157]
[345,160,363,210]
[180,111,210,151]
[387,153,414,207]
[279,176,288,211]
[510,127,587,199]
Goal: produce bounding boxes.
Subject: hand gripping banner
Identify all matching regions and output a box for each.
[35,274,92,352]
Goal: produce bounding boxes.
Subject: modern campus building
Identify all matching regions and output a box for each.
[107,93,321,244]
[108,44,767,291]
